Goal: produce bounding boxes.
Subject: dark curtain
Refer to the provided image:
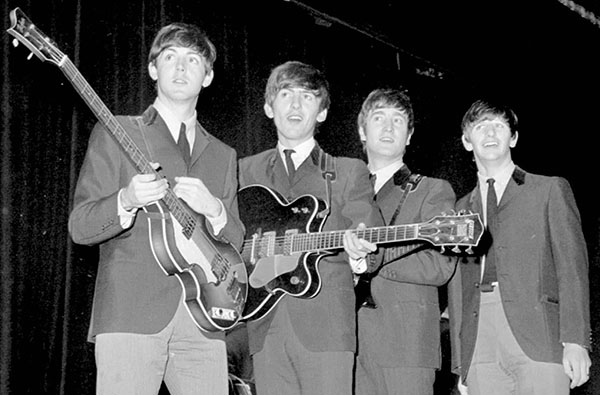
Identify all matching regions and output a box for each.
[1,0,599,394]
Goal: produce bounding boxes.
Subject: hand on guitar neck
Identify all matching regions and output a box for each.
[343,222,378,263]
[120,162,168,211]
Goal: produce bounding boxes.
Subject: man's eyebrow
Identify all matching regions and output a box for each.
[474,115,506,124]
[161,46,201,55]
[370,108,405,116]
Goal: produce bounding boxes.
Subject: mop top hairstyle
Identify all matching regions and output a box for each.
[148,22,217,71]
[461,99,519,137]
[264,61,331,112]
[357,88,414,133]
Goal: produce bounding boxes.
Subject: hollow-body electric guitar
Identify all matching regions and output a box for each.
[238,184,483,321]
[7,8,247,332]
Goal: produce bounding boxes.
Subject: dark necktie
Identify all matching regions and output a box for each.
[369,173,377,197]
[369,173,377,188]
[481,178,498,290]
[284,149,296,183]
[177,122,191,167]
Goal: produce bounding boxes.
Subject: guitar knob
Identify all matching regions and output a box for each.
[290,276,300,285]
[466,247,474,254]
[452,246,461,253]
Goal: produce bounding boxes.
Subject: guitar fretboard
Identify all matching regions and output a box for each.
[288,224,420,254]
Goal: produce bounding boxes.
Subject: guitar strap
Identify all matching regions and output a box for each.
[317,149,336,219]
[131,116,156,162]
[388,172,423,225]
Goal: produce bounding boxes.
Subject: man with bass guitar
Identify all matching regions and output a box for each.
[69,22,245,394]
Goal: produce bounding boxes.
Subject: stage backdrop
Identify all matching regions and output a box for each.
[1,0,598,394]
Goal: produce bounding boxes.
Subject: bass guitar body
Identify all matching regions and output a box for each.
[145,200,247,332]
[237,185,329,321]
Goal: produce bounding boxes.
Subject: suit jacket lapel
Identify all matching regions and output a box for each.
[468,184,484,220]
[293,145,321,185]
[498,167,526,212]
[377,165,412,221]
[264,149,290,193]
[189,122,210,168]
[140,106,183,171]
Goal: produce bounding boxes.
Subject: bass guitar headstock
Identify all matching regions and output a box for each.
[7,8,66,66]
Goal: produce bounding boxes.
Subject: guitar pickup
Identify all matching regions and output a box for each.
[210,307,237,321]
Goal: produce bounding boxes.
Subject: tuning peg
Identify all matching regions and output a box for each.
[440,246,446,253]
[12,39,19,47]
[27,52,34,60]
[452,246,461,253]
[466,247,473,254]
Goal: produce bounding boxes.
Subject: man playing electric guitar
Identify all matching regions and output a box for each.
[238,61,384,395]
[68,23,245,394]
[354,88,458,395]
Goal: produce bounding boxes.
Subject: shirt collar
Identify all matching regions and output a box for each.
[369,159,404,193]
[277,138,316,169]
[152,97,197,144]
[477,160,516,200]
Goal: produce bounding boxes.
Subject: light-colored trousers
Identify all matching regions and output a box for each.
[95,298,228,395]
[467,286,570,394]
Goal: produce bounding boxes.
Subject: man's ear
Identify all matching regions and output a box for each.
[358,125,366,142]
[202,69,214,88]
[406,130,413,146]
[462,134,473,151]
[509,131,519,148]
[316,108,328,123]
[264,103,274,119]
[148,62,158,81]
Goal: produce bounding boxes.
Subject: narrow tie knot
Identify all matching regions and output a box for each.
[369,173,377,191]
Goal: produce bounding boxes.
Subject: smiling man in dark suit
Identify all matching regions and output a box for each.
[448,98,591,394]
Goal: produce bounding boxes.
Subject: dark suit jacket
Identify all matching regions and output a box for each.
[238,144,384,355]
[448,167,591,380]
[357,165,457,368]
[69,106,245,341]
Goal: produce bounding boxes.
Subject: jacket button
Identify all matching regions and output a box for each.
[474,282,480,288]
[473,311,478,317]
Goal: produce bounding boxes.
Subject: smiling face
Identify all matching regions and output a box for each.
[359,107,412,167]
[462,114,518,166]
[148,46,214,106]
[264,86,328,148]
